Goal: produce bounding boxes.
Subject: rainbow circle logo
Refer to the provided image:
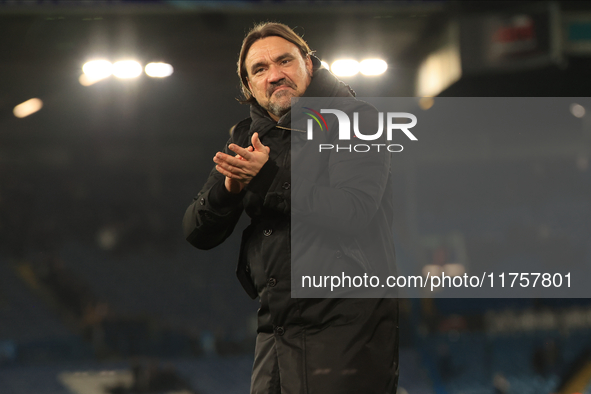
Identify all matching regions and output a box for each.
[303,107,328,131]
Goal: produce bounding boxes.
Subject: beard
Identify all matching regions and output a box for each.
[263,69,312,119]
[267,89,296,119]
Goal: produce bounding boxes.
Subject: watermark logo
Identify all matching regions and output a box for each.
[303,107,329,134]
[304,108,418,152]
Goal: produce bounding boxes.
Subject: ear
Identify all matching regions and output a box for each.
[247,79,255,98]
[305,55,313,76]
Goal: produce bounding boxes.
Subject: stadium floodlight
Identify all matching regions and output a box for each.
[359,58,388,76]
[330,59,359,77]
[419,97,434,110]
[570,103,586,118]
[112,60,142,79]
[13,98,43,118]
[82,59,112,82]
[145,62,174,78]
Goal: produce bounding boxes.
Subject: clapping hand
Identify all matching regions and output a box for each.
[213,132,270,193]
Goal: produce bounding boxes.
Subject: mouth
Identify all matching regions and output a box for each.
[269,85,295,97]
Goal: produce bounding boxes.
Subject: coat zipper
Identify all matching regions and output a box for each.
[276,125,306,134]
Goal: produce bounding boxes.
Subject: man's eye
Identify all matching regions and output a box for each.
[281,59,290,65]
[254,68,264,74]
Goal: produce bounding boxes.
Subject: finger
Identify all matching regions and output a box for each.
[214,152,235,162]
[215,152,244,165]
[215,158,247,175]
[237,146,253,160]
[228,143,252,159]
[220,156,251,172]
[216,162,248,180]
[252,132,270,154]
[252,133,263,150]
[215,165,233,178]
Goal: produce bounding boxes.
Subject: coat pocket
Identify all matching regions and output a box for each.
[236,224,258,299]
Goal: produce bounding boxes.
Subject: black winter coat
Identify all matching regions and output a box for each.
[183,60,399,394]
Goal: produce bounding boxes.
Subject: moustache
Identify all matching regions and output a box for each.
[267,79,296,97]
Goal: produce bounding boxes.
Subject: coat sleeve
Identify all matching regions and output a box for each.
[182,134,246,250]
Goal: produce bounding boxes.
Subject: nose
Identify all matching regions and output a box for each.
[267,63,285,84]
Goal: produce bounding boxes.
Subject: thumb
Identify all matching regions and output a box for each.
[252,133,270,154]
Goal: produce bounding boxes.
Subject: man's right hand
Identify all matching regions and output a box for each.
[214,133,270,194]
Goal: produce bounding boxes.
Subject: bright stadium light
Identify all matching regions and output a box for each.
[359,58,388,76]
[112,60,142,79]
[13,98,43,118]
[79,74,103,86]
[419,97,434,110]
[330,59,359,77]
[82,59,112,81]
[422,264,442,278]
[145,62,174,78]
[570,103,586,118]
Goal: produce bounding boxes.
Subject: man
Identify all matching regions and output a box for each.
[183,22,398,394]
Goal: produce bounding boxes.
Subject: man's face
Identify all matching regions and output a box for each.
[245,36,313,121]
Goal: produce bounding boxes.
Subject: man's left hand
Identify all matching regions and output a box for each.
[214,132,270,187]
